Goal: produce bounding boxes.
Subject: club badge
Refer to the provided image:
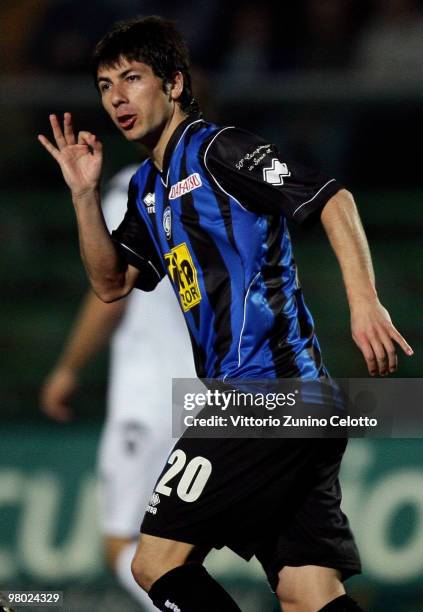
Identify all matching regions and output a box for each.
[163,206,172,240]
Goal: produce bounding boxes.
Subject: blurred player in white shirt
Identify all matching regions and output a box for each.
[40,165,196,610]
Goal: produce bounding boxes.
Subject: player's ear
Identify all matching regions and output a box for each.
[169,71,184,101]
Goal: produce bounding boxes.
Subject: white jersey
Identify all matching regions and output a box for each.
[102,165,196,427]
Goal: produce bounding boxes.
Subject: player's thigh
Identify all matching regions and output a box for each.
[255,439,360,594]
[141,436,321,553]
[276,565,344,611]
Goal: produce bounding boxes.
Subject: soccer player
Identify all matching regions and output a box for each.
[38,16,413,612]
[40,164,196,611]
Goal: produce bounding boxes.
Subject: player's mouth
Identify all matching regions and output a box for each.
[117,114,137,130]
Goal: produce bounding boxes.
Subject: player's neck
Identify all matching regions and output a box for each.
[150,108,188,172]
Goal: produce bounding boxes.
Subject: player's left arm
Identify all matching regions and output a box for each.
[320,188,413,375]
[204,128,413,375]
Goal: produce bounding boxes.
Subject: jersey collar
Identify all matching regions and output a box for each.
[161,115,203,187]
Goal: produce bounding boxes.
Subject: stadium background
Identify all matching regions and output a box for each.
[1,1,422,610]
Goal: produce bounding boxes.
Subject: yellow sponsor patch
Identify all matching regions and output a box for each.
[164,243,202,312]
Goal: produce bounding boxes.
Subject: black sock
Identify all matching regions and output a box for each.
[319,594,365,611]
[148,563,242,612]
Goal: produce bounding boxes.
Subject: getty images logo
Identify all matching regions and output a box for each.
[165,600,181,612]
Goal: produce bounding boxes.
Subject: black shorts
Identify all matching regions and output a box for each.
[141,436,361,589]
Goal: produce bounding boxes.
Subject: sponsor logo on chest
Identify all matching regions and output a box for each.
[169,172,202,200]
[165,243,202,312]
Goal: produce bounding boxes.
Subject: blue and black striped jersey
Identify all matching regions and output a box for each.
[112,117,342,380]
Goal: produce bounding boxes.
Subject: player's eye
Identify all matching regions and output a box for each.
[126,74,140,83]
[99,82,111,93]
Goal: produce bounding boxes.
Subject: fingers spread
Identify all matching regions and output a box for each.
[63,112,76,145]
[38,113,77,158]
[49,113,67,149]
[37,134,60,160]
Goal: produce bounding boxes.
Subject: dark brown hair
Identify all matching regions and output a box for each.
[92,16,200,115]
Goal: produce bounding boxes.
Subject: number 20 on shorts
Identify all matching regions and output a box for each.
[155,449,212,502]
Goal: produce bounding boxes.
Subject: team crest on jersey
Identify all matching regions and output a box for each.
[165,243,202,312]
[163,206,172,240]
[169,173,202,200]
[143,192,155,213]
[263,159,291,185]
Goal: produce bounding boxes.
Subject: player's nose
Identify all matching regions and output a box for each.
[111,83,128,107]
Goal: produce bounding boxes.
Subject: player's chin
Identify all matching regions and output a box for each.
[115,122,142,141]
[119,127,141,141]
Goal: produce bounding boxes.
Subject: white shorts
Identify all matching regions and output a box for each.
[97,417,174,537]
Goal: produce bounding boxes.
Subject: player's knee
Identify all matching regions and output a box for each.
[131,554,186,593]
[275,566,345,611]
[131,552,152,591]
[130,547,161,592]
[131,535,196,592]
[275,583,300,612]
[275,574,306,611]
[274,567,300,608]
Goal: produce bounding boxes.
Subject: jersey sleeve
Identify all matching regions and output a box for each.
[111,177,165,292]
[204,127,342,224]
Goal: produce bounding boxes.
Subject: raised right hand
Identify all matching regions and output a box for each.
[38,113,102,198]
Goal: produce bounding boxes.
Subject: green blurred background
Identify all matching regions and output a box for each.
[1,1,422,610]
